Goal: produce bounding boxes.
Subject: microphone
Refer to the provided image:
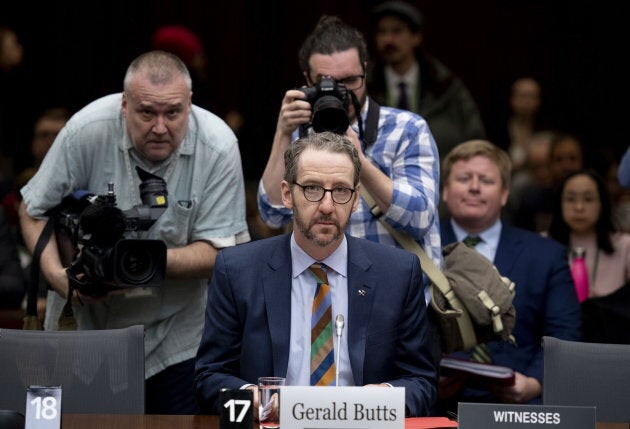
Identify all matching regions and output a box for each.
[335,314,345,338]
[335,314,345,386]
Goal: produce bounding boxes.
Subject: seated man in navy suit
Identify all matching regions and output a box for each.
[438,140,581,407]
[194,132,436,416]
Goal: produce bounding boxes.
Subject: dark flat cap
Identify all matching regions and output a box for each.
[371,1,424,32]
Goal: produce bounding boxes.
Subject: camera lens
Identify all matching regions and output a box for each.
[311,96,350,134]
[118,247,156,285]
[114,239,166,287]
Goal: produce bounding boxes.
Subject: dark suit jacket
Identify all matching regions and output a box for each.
[367,51,486,158]
[441,221,581,403]
[194,234,436,416]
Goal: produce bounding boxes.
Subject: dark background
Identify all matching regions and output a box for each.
[3,1,610,181]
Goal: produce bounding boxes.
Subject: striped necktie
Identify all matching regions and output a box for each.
[308,263,336,386]
[462,235,493,363]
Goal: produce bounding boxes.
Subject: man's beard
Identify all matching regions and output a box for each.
[293,204,344,247]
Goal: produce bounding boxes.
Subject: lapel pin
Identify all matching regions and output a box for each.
[358,289,366,296]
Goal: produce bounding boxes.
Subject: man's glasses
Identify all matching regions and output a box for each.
[293,182,356,204]
[335,74,365,91]
[312,74,365,91]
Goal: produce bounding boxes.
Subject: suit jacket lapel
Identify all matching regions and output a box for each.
[493,225,525,275]
[441,219,457,245]
[346,237,376,386]
[262,235,293,377]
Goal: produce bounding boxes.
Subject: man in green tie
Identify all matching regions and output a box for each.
[438,139,581,409]
[195,131,437,417]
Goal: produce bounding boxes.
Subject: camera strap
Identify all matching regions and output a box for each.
[348,92,380,149]
[23,215,57,329]
[361,97,381,150]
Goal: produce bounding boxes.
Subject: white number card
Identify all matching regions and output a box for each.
[25,386,62,429]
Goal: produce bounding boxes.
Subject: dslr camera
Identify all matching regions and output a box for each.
[299,76,350,135]
[56,166,168,297]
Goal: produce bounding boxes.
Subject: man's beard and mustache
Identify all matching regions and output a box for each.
[378,43,401,61]
[293,204,345,247]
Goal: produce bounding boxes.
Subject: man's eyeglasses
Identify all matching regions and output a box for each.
[293,182,356,204]
[336,74,365,91]
[312,75,365,91]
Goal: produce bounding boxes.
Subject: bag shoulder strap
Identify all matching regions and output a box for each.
[359,185,445,288]
[360,186,478,349]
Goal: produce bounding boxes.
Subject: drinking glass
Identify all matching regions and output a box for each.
[258,376,286,428]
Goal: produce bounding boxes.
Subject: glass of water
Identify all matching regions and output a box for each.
[258,376,286,428]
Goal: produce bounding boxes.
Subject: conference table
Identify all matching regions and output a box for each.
[60,414,628,429]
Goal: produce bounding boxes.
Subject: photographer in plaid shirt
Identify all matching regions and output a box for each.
[258,16,442,286]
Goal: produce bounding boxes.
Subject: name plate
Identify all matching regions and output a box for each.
[280,386,405,429]
[458,402,596,429]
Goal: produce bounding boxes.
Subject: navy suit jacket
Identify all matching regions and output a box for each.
[441,221,581,402]
[194,233,436,416]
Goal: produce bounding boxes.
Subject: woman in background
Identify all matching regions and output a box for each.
[548,169,630,298]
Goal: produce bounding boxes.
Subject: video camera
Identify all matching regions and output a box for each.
[299,76,350,135]
[55,166,168,297]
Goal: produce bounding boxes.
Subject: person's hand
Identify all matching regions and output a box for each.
[490,371,541,404]
[364,383,390,388]
[344,126,363,157]
[65,270,118,304]
[276,89,312,136]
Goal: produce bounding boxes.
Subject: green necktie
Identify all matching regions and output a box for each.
[463,235,482,248]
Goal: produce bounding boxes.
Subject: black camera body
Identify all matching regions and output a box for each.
[299,76,350,135]
[56,166,168,297]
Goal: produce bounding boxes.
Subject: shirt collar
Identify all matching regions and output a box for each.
[450,218,503,247]
[290,233,348,279]
[384,61,419,88]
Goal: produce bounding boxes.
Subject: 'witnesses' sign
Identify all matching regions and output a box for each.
[458,402,596,429]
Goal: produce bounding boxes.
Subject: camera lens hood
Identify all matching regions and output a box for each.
[312,95,349,134]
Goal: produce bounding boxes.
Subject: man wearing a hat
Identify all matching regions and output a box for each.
[368,1,486,158]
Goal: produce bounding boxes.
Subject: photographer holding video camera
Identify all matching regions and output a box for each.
[19,50,250,414]
[259,16,442,290]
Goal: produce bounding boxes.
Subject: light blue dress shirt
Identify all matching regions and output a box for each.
[286,234,353,386]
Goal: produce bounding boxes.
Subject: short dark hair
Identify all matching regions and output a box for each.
[284,132,361,186]
[298,16,368,76]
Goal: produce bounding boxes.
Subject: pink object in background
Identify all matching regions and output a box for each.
[570,247,589,302]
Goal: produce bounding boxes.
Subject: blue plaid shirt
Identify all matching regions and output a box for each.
[258,98,443,274]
